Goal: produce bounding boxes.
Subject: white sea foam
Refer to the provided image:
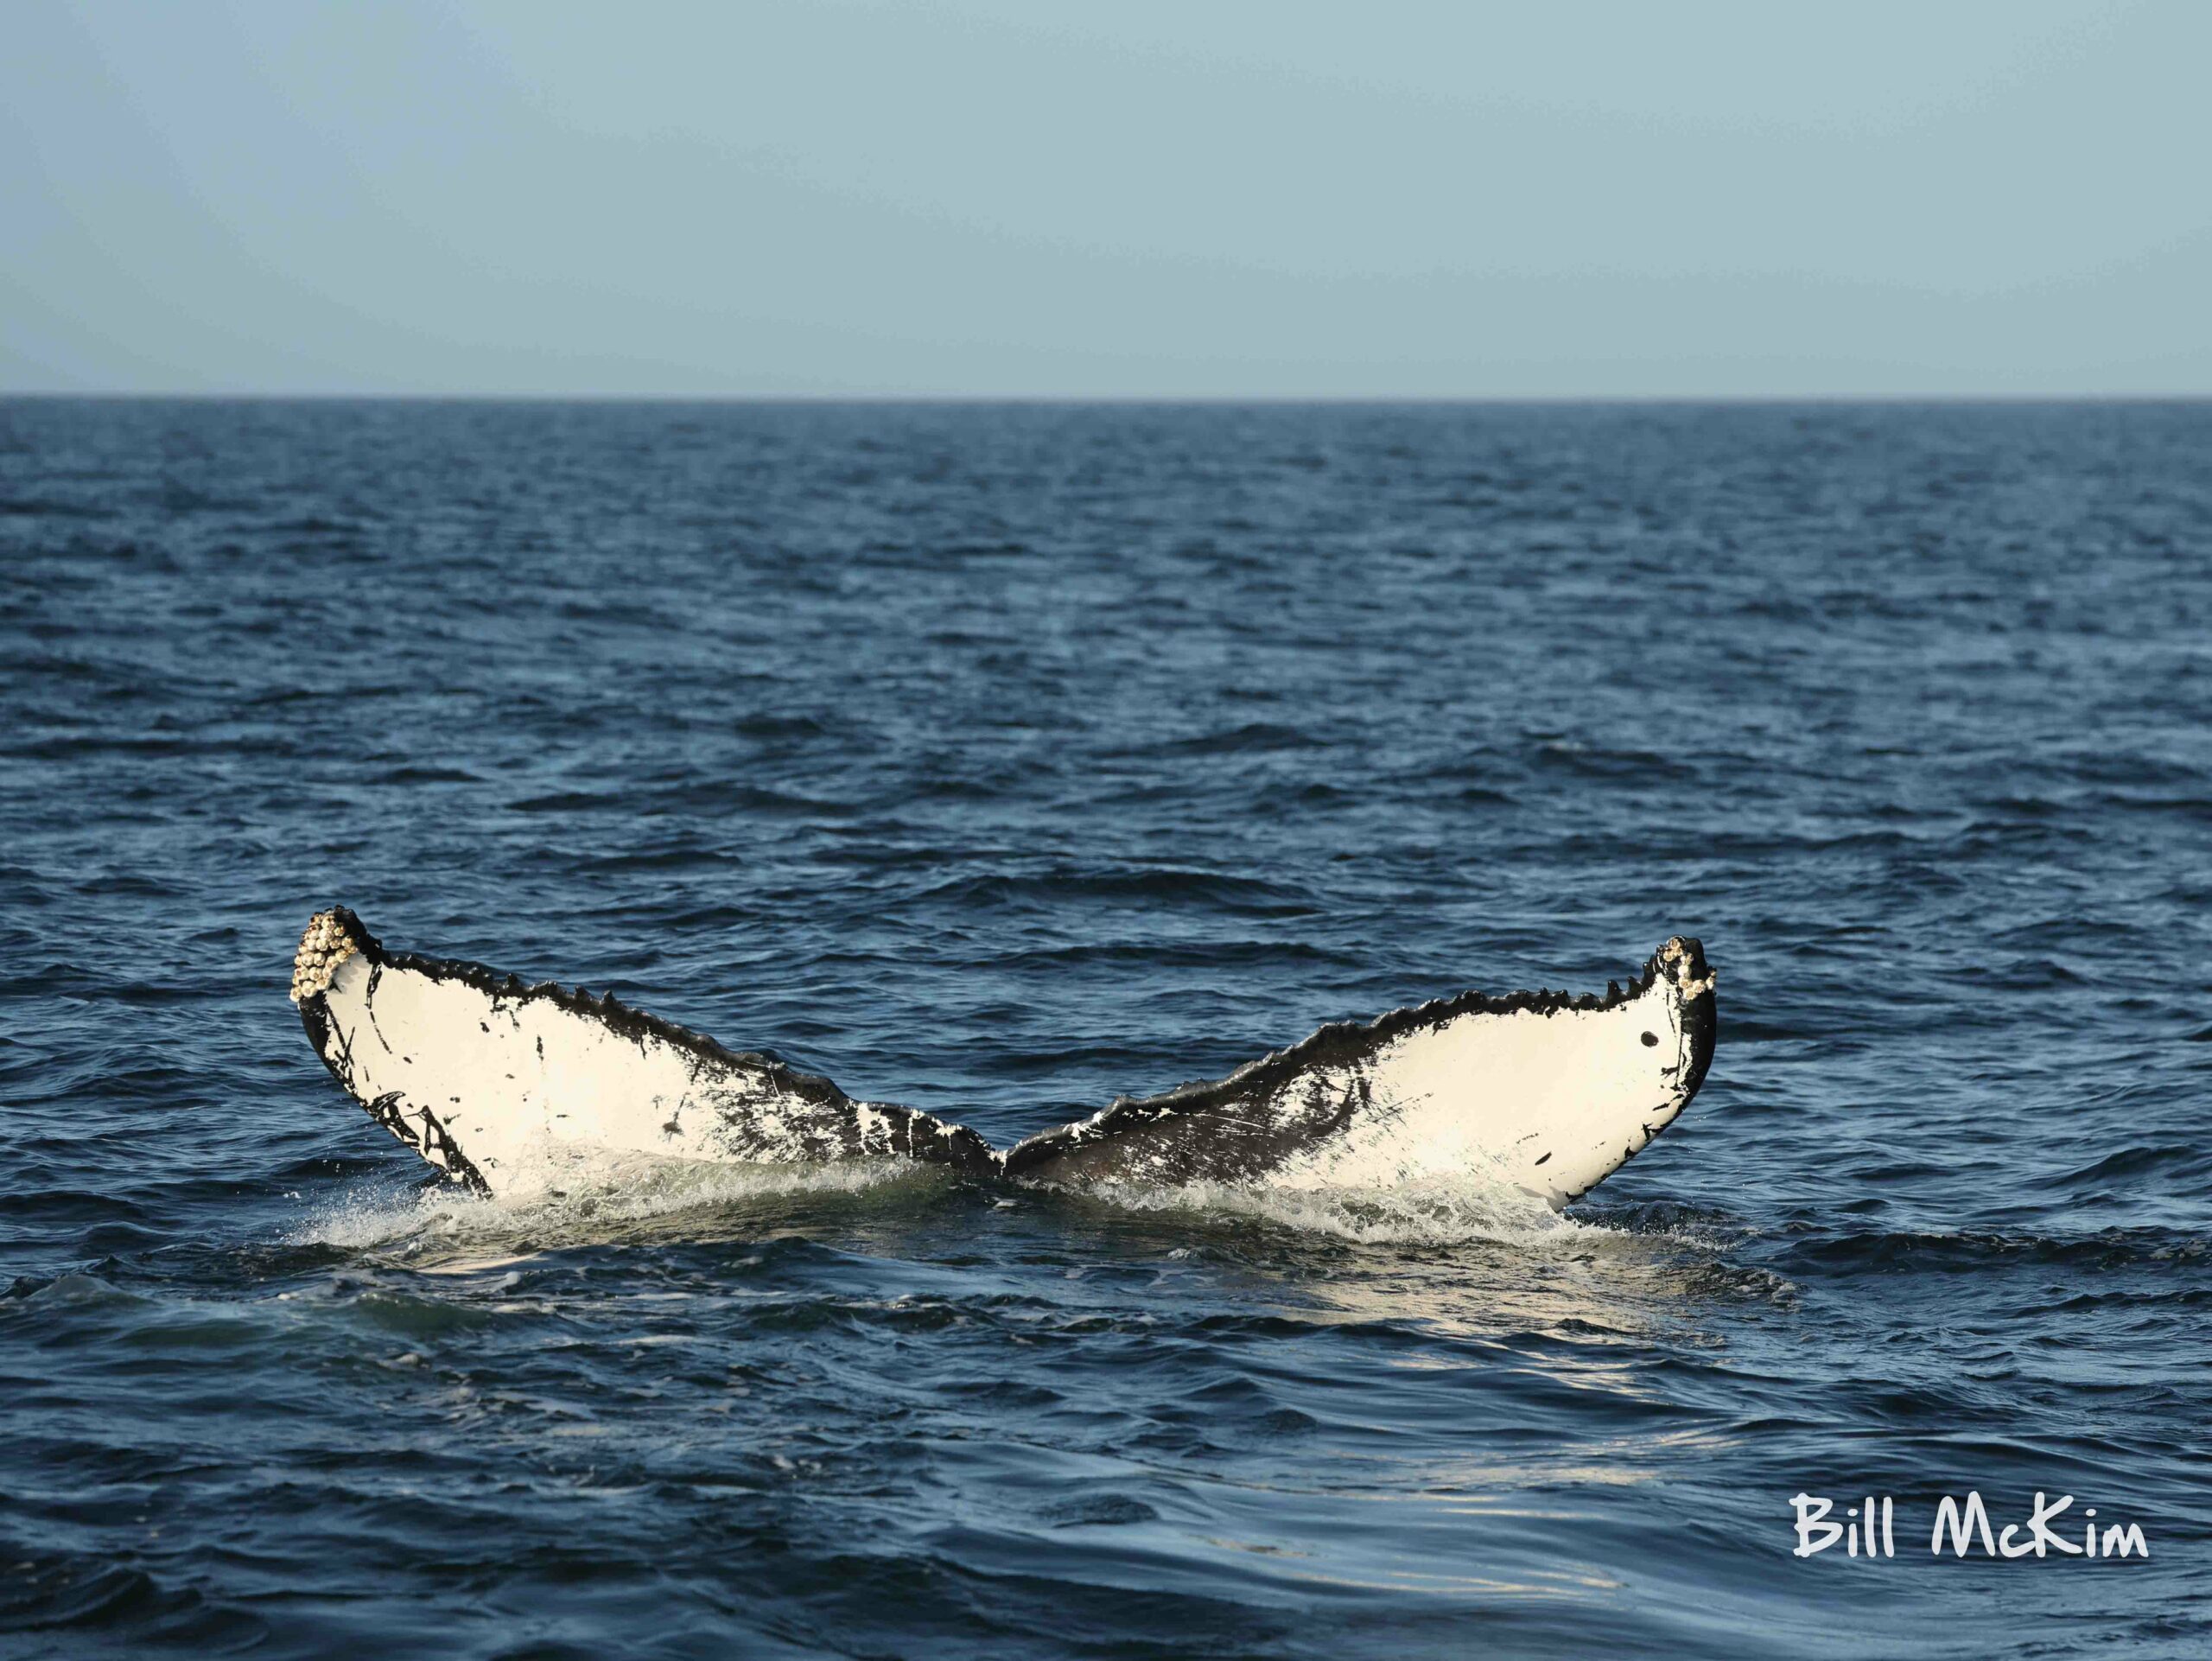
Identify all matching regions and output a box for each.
[1045,1170,1604,1249]
[292,1141,1650,1260]
[289,1145,941,1256]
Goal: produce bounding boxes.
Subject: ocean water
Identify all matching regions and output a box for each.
[1,398,2208,1658]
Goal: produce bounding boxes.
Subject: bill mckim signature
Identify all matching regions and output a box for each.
[1792,1493,2149,1560]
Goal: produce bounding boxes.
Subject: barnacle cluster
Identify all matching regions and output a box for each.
[289,910,359,1003]
[1656,936,1716,1001]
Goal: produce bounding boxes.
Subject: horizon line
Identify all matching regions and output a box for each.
[4,390,2211,406]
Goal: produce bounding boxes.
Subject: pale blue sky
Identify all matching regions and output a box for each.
[5,1,2209,397]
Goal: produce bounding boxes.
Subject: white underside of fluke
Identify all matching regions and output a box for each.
[1001,962,1712,1207]
[1283,989,1703,1204]
[295,910,1715,1208]
[310,954,865,1194]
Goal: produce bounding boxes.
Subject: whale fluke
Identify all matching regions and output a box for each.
[1002,938,1715,1206]
[293,907,997,1193]
[290,908,1715,1208]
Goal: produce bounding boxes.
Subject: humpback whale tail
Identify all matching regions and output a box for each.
[291,908,1714,1209]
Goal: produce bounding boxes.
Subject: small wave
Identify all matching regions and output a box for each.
[1772,1225,2208,1274]
[1127,722,1327,758]
[992,938,1351,970]
[0,494,112,520]
[917,865,1314,916]
[0,1549,264,1649]
[2037,1143,2212,1187]
[366,765,484,786]
[1529,741,1698,781]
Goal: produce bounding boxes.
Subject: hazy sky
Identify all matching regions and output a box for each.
[6,1,2209,397]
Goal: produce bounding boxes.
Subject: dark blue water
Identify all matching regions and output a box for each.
[3,400,2209,1658]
